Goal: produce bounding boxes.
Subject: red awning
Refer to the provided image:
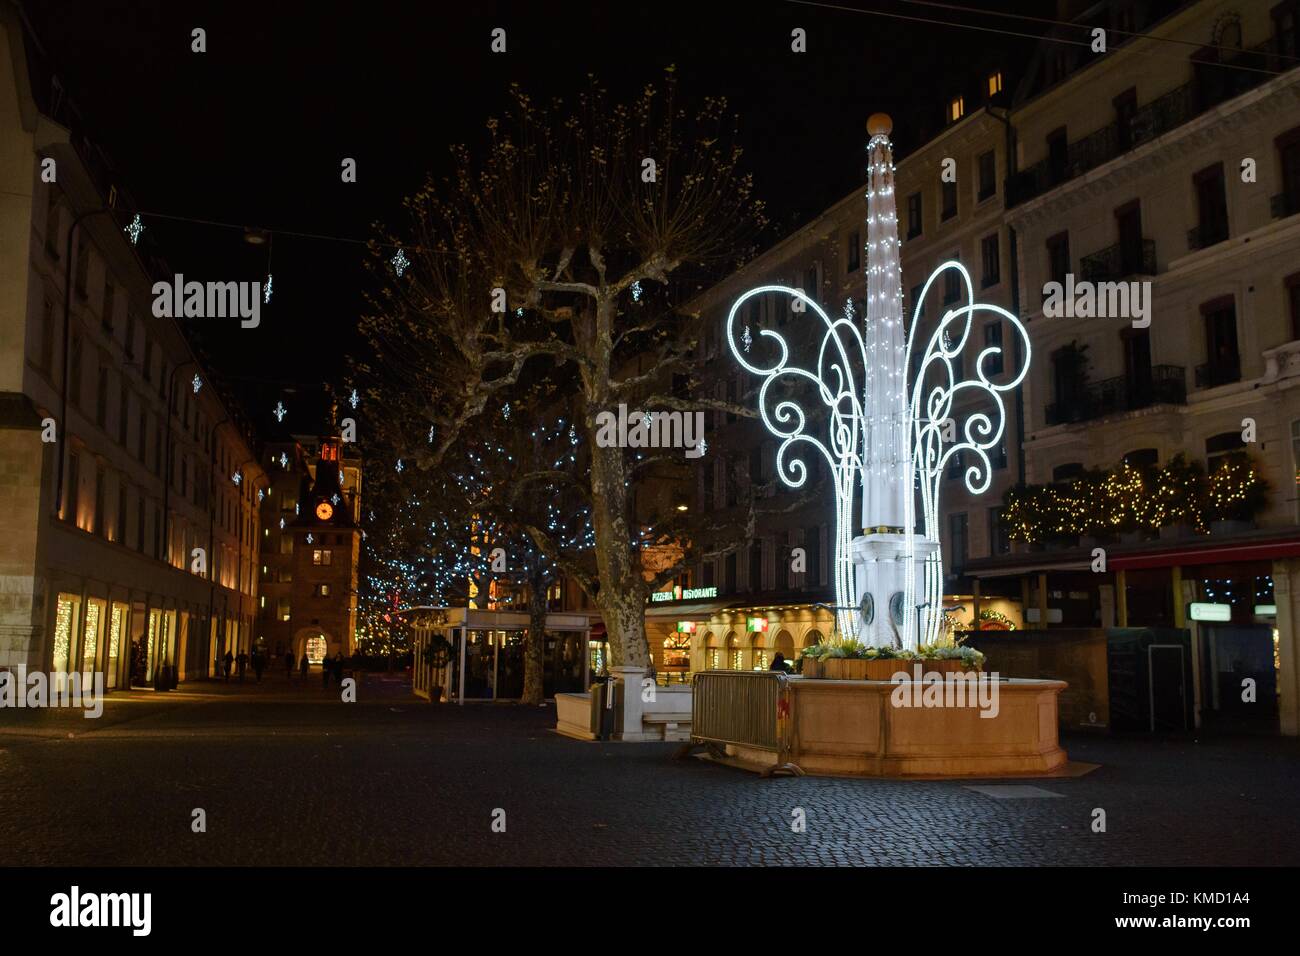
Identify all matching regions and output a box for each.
[1109,537,1300,570]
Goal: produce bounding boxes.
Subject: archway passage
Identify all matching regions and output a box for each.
[305,635,328,663]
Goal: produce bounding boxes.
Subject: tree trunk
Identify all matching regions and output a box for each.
[521,572,547,705]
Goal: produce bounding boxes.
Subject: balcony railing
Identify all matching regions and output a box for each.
[1079,239,1156,282]
[1187,222,1229,251]
[1006,35,1293,208]
[1194,358,1242,389]
[1045,365,1185,426]
[1272,191,1300,219]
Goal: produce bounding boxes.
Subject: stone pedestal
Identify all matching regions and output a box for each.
[850,533,938,648]
[607,666,656,741]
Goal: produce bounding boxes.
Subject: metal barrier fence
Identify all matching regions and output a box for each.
[690,671,801,775]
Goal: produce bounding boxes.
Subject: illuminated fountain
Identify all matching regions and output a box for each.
[726,114,1031,651]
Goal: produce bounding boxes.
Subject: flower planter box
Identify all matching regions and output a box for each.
[813,657,983,680]
[1159,523,1195,541]
[801,659,825,679]
[1210,519,1253,535]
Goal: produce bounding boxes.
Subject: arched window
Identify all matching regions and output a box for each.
[1052,462,1085,482]
[1123,448,1159,469]
[1206,432,1247,473]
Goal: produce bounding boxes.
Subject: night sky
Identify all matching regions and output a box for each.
[23,0,1049,437]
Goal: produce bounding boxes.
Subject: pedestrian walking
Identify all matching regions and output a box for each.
[333,652,345,686]
[253,651,265,683]
[237,650,248,682]
[284,649,295,680]
[222,649,233,682]
[322,653,331,687]
[299,652,309,680]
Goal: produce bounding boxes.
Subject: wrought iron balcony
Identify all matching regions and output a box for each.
[1272,191,1300,219]
[1187,222,1229,251]
[1079,239,1156,282]
[1044,365,1185,426]
[1194,358,1242,389]
[1006,34,1294,209]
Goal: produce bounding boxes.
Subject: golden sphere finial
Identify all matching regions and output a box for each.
[866,113,893,136]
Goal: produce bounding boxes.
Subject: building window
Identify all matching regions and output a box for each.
[1292,420,1300,521]
[708,648,720,670]
[279,534,294,555]
[1199,295,1240,388]
[278,598,291,622]
[95,366,108,427]
[1052,462,1084,482]
[774,537,789,591]
[753,649,769,671]
[1047,127,1068,184]
[980,234,1000,288]
[65,452,79,524]
[101,281,115,331]
[45,191,61,258]
[948,95,964,122]
[724,550,737,593]
[1191,163,1229,249]
[910,282,925,321]
[68,335,83,409]
[1046,231,1070,289]
[943,266,961,304]
[93,466,105,537]
[803,264,819,305]
[984,322,1004,376]
[805,525,821,586]
[39,296,56,373]
[1123,448,1159,469]
[941,179,957,220]
[977,150,996,200]
[846,230,861,272]
[117,388,129,444]
[1287,272,1300,341]
[947,449,964,481]
[314,584,331,597]
[907,192,922,239]
[135,495,145,552]
[986,71,1003,97]
[1206,432,1247,474]
[701,560,715,588]
[949,513,969,571]
[312,548,333,566]
[75,233,90,297]
[749,540,763,591]
[989,506,1010,555]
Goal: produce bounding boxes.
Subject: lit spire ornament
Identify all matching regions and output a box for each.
[726,114,1031,649]
[124,214,143,245]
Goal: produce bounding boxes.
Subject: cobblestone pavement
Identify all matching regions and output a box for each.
[2,674,1298,866]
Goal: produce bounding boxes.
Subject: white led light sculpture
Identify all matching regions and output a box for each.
[725,116,1031,650]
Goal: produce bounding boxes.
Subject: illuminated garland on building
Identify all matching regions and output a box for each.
[1002,452,1267,542]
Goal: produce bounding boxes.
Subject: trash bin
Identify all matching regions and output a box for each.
[590,677,621,740]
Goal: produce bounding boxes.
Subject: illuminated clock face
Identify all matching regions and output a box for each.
[315,501,334,521]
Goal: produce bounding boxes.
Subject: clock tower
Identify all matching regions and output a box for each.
[256,435,363,662]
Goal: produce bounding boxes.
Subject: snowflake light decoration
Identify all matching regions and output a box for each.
[273,401,287,423]
[124,214,143,245]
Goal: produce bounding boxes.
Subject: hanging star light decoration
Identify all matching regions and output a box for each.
[124,214,144,245]
[427,425,436,444]
[391,248,410,277]
[631,280,643,303]
[257,488,264,503]
[279,517,285,530]
[279,452,289,468]
[232,471,242,486]
[396,459,404,473]
[331,493,340,506]
[264,274,273,304]
[349,388,359,410]
[273,401,287,423]
[741,325,753,352]
[191,373,202,393]
[306,533,313,545]
[502,403,511,421]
